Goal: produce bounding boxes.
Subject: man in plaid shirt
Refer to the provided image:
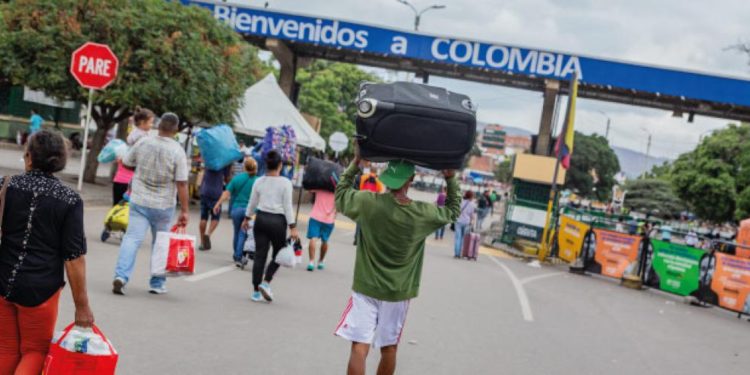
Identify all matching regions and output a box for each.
[112,112,190,296]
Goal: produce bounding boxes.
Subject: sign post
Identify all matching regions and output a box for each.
[328,131,348,159]
[69,42,119,191]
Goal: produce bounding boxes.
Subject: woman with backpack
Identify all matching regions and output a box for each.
[453,191,477,258]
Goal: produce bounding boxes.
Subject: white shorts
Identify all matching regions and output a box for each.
[334,292,411,348]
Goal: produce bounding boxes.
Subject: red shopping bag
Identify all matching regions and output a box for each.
[165,226,196,275]
[43,324,118,375]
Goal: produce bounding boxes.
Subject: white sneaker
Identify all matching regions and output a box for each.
[149,286,168,295]
[259,282,273,302]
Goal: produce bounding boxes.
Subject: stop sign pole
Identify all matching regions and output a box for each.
[70,42,119,191]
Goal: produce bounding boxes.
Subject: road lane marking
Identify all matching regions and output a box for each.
[487,255,534,322]
[520,272,564,285]
[184,265,236,282]
[479,246,512,259]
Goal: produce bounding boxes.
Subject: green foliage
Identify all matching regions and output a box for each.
[494,158,512,183]
[297,61,379,155]
[643,160,673,180]
[623,178,685,218]
[564,131,621,201]
[670,123,750,222]
[0,0,262,180]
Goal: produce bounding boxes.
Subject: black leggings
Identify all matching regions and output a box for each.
[253,211,288,290]
[112,182,129,205]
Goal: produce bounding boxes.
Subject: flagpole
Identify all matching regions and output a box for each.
[538,72,578,262]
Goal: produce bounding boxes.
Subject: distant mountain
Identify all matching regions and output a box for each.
[612,146,670,179]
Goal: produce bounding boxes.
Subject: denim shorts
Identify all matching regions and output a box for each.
[200,197,221,221]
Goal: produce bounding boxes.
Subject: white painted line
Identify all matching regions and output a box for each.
[521,272,564,285]
[184,265,236,282]
[487,255,534,322]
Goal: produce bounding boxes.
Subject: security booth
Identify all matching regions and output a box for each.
[500,154,566,253]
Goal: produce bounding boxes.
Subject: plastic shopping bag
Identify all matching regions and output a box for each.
[96,139,127,163]
[275,241,296,268]
[196,125,243,171]
[151,226,196,277]
[294,240,303,265]
[43,323,118,375]
[243,222,256,253]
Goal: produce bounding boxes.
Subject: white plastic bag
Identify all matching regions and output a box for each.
[51,326,116,355]
[275,244,296,268]
[243,223,256,253]
[151,230,172,276]
[151,226,197,277]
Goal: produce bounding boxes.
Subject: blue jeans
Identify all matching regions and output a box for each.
[231,207,248,262]
[114,203,175,289]
[435,226,445,239]
[454,222,470,257]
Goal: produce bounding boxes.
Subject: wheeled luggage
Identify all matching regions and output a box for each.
[101,201,129,242]
[355,81,477,170]
[462,231,480,260]
[303,157,344,192]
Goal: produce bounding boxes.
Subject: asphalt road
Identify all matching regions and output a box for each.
[52,195,750,375]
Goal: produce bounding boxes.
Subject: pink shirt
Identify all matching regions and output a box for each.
[310,190,336,224]
[113,161,134,184]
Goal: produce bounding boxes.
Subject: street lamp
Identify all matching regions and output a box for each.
[396,0,445,83]
[640,127,652,177]
[396,0,446,31]
[596,110,611,140]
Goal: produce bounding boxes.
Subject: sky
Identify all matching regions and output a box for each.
[234,0,750,159]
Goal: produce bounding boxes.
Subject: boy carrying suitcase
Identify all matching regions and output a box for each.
[334,146,460,375]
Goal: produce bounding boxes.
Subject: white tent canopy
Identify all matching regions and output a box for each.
[234,74,326,151]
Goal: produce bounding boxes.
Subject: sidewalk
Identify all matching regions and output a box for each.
[0,142,113,206]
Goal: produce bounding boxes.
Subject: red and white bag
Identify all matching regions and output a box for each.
[151,226,196,277]
[43,323,118,375]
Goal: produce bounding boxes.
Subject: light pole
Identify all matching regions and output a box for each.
[396,0,446,31]
[396,0,445,83]
[596,110,611,140]
[640,127,652,177]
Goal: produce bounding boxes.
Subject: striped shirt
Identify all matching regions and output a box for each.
[123,136,188,209]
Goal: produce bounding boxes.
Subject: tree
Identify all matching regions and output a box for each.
[564,132,620,201]
[296,61,379,156]
[644,160,673,180]
[623,179,685,218]
[670,123,750,222]
[494,158,512,183]
[0,0,262,182]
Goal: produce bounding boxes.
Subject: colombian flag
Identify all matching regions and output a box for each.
[555,75,580,169]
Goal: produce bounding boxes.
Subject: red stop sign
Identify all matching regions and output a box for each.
[70,42,119,90]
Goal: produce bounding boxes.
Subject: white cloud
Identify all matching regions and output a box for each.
[234,0,750,158]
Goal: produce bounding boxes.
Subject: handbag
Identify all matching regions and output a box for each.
[43,323,118,375]
[151,226,197,277]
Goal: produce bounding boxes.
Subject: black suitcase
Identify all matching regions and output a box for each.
[302,157,344,192]
[355,82,477,170]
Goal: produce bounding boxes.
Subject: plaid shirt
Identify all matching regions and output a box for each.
[123,136,188,209]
